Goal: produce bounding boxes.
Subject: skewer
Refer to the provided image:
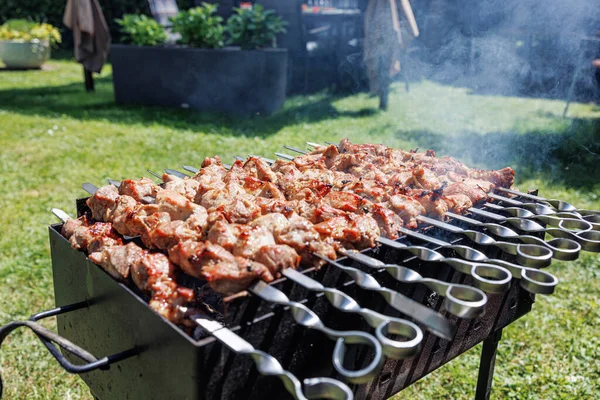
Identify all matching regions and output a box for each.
[377,236,556,295]
[445,211,581,261]
[78,185,386,383]
[278,146,595,232]
[275,152,295,161]
[488,193,564,216]
[192,315,354,400]
[246,281,384,384]
[147,170,457,339]
[165,169,189,179]
[489,194,600,231]
[468,208,600,252]
[495,187,599,215]
[484,202,600,231]
[397,225,558,282]
[249,155,275,164]
[147,169,162,179]
[183,165,199,174]
[312,255,456,340]
[51,209,354,400]
[416,215,553,268]
[338,250,487,319]
[195,159,513,295]
[281,269,423,359]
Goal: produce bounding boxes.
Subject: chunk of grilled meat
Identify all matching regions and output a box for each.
[207,220,300,276]
[61,217,195,324]
[61,217,123,254]
[168,240,274,295]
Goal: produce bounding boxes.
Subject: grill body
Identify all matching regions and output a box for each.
[48,200,535,400]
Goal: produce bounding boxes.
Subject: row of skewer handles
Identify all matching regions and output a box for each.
[69,143,599,399]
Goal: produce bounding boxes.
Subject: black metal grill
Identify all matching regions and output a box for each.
[39,196,537,400]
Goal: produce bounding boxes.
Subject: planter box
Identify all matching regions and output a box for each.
[0,40,50,69]
[111,44,288,116]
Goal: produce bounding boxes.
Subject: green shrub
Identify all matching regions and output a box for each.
[116,14,167,46]
[0,0,194,46]
[0,19,61,46]
[226,5,287,50]
[170,3,225,49]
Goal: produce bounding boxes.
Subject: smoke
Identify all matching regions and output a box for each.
[418,0,600,98]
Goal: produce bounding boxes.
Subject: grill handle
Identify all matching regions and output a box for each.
[0,302,137,399]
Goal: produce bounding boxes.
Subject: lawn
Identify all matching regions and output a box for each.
[0,60,599,399]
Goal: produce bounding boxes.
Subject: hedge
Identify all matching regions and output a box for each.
[0,0,193,43]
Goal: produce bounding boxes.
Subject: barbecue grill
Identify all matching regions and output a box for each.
[1,143,599,400]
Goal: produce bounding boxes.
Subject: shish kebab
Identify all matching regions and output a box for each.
[296,141,599,250]
[52,210,358,398]
[100,165,491,310]
[82,183,458,340]
[162,148,554,292]
[55,207,386,381]
[172,165,553,295]
[269,151,590,259]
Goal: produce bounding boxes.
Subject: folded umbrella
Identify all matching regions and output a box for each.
[364,0,419,109]
[63,0,111,90]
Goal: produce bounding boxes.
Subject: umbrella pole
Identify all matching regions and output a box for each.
[84,68,95,92]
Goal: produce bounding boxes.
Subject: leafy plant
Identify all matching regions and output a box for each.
[116,14,167,46]
[0,19,61,46]
[169,3,224,49]
[226,5,287,50]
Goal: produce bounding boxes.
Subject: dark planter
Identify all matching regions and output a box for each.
[110,44,288,116]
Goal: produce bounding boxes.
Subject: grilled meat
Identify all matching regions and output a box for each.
[81,138,516,296]
[61,217,195,324]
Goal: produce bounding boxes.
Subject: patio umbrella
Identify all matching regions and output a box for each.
[364,0,419,109]
[63,0,111,91]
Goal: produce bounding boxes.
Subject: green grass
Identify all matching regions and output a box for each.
[0,60,599,399]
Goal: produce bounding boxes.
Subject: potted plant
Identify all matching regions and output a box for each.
[110,3,288,116]
[0,19,61,69]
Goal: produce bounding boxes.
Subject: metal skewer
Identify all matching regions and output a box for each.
[244,282,385,384]
[52,209,355,400]
[81,183,384,383]
[192,315,354,400]
[165,168,189,179]
[338,250,487,319]
[495,187,600,215]
[183,165,199,174]
[232,153,514,294]
[445,211,581,261]
[299,142,600,231]
[376,236,556,295]
[488,194,600,232]
[416,215,553,268]
[488,193,566,216]
[468,207,600,252]
[281,269,423,359]
[156,169,456,340]
[313,255,456,340]
[483,202,600,232]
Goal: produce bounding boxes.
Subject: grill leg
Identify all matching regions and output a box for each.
[475,328,503,400]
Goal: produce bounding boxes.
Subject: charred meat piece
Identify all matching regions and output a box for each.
[118,177,158,203]
[86,185,120,222]
[162,173,200,201]
[168,240,274,295]
[314,214,380,249]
